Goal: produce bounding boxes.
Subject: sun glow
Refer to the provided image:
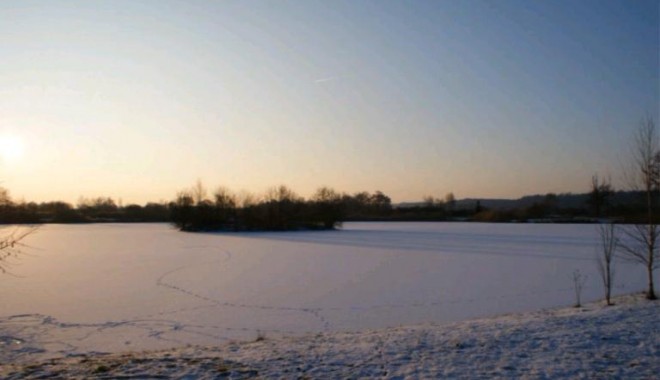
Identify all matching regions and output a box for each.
[0,136,25,162]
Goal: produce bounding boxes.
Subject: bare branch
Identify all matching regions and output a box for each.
[0,226,37,274]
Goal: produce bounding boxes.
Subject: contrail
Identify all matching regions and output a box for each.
[314,76,338,83]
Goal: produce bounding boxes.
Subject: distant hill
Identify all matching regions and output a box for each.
[396,191,642,211]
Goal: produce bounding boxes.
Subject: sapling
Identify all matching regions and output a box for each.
[572,269,587,308]
[596,223,617,305]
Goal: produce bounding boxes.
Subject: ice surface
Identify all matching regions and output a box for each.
[0,222,655,362]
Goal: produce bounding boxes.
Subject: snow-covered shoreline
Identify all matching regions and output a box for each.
[2,293,657,379]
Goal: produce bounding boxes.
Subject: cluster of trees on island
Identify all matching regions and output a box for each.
[171,184,346,231]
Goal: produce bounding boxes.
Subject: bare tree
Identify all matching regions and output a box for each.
[596,223,617,305]
[236,190,257,208]
[214,186,237,225]
[264,185,299,203]
[313,187,341,204]
[191,179,208,205]
[0,187,10,206]
[619,117,659,300]
[214,186,237,209]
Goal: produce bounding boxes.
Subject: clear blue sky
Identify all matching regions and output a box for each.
[0,0,657,204]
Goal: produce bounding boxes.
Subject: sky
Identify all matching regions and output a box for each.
[0,0,658,205]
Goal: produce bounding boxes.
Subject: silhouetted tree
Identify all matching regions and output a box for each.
[77,197,118,220]
[170,190,195,230]
[475,200,483,214]
[39,201,81,222]
[123,204,144,221]
[312,187,344,229]
[213,186,237,227]
[423,195,436,209]
[653,151,660,189]
[589,174,613,218]
[214,187,236,209]
[0,187,10,206]
[142,203,170,221]
[192,179,208,205]
[370,191,392,213]
[445,192,456,217]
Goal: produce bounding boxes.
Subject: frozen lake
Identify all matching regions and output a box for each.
[0,222,653,360]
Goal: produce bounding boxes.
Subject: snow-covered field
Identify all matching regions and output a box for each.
[2,294,657,378]
[0,222,655,366]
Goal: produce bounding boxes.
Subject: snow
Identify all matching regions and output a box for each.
[0,222,657,371]
[1,294,657,378]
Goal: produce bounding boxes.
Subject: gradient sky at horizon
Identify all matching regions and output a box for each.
[0,0,658,205]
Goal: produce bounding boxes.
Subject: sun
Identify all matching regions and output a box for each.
[0,136,25,162]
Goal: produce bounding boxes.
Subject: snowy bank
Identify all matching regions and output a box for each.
[1,293,657,379]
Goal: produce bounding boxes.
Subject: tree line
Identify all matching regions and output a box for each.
[0,193,169,224]
[0,185,656,227]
